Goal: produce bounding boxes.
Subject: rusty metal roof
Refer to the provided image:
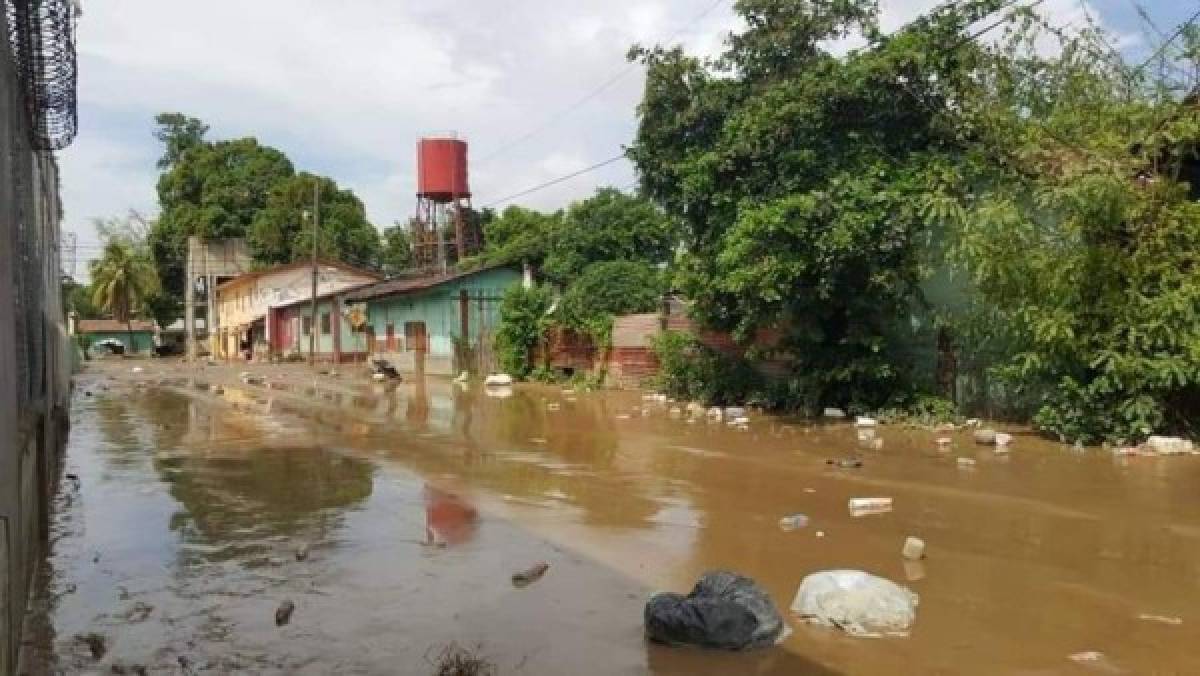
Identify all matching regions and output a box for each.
[343,264,515,303]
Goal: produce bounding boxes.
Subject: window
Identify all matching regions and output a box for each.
[320,312,331,335]
[302,316,312,335]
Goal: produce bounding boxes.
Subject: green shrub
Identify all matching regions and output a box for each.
[494,285,552,379]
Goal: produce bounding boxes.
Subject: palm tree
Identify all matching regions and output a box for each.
[90,240,160,354]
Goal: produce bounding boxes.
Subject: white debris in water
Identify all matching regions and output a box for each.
[1137,613,1183,625]
[484,373,514,387]
[855,416,877,428]
[1144,436,1195,455]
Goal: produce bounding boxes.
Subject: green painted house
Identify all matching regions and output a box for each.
[344,265,524,376]
[74,318,157,356]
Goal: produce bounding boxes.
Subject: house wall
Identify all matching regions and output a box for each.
[271,296,369,362]
[213,265,377,360]
[365,267,520,376]
[83,330,155,355]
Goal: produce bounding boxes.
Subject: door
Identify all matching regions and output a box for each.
[385,322,396,352]
[404,321,428,352]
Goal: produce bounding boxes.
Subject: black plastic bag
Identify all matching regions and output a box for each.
[644,570,784,650]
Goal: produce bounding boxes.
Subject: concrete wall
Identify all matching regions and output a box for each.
[366,267,520,375]
[1,8,71,672]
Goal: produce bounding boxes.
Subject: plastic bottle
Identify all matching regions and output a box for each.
[848,497,893,511]
[779,514,810,531]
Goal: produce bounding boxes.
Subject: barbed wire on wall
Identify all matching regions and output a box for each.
[4,0,79,151]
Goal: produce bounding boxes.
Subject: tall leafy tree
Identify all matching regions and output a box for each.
[481,204,562,269]
[153,113,209,170]
[379,223,412,276]
[90,240,160,349]
[248,173,381,269]
[628,0,1004,409]
[926,14,1200,442]
[542,187,675,284]
[148,114,384,310]
[150,135,295,302]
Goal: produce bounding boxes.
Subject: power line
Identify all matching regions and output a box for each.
[476,0,728,165]
[1132,6,1200,74]
[480,154,627,208]
[478,0,1022,210]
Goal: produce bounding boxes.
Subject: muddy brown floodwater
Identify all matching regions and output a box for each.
[19,360,1200,674]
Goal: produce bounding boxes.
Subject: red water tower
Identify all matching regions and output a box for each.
[412,134,478,269]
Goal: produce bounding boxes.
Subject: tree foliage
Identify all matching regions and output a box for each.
[248,173,380,268]
[629,0,1004,410]
[489,189,674,376]
[494,284,553,378]
[482,188,674,283]
[557,260,664,343]
[148,114,383,313]
[631,0,1200,440]
[931,14,1200,443]
[542,188,675,284]
[481,205,562,269]
[153,112,209,170]
[90,239,160,344]
[380,223,412,277]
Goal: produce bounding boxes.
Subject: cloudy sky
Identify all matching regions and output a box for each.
[62,0,1187,272]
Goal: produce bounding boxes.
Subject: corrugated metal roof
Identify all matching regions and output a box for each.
[343,264,516,303]
[269,281,378,312]
[215,259,381,292]
[77,319,157,333]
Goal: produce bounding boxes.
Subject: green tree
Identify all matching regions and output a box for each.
[380,223,412,276]
[62,278,100,319]
[557,260,664,344]
[494,284,553,378]
[90,240,160,350]
[248,173,381,269]
[150,135,295,303]
[95,210,180,328]
[481,204,562,269]
[926,13,1200,443]
[542,188,675,284]
[153,113,209,170]
[628,0,1003,409]
[148,115,384,309]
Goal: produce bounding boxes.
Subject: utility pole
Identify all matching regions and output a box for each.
[309,180,320,366]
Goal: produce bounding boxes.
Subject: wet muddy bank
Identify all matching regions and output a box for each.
[21,359,1200,674]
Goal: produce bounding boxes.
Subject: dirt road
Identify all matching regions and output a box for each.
[20,359,1200,674]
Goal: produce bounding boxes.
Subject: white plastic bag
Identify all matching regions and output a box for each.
[790,570,918,637]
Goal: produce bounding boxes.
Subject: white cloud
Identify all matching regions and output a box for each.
[58,0,1149,248]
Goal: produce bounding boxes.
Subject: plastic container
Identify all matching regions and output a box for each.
[902,536,925,560]
[779,514,810,531]
[848,497,893,511]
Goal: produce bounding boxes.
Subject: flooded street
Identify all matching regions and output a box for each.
[21,360,1200,674]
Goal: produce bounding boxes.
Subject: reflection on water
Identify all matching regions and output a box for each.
[23,362,1200,675]
[423,484,478,546]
